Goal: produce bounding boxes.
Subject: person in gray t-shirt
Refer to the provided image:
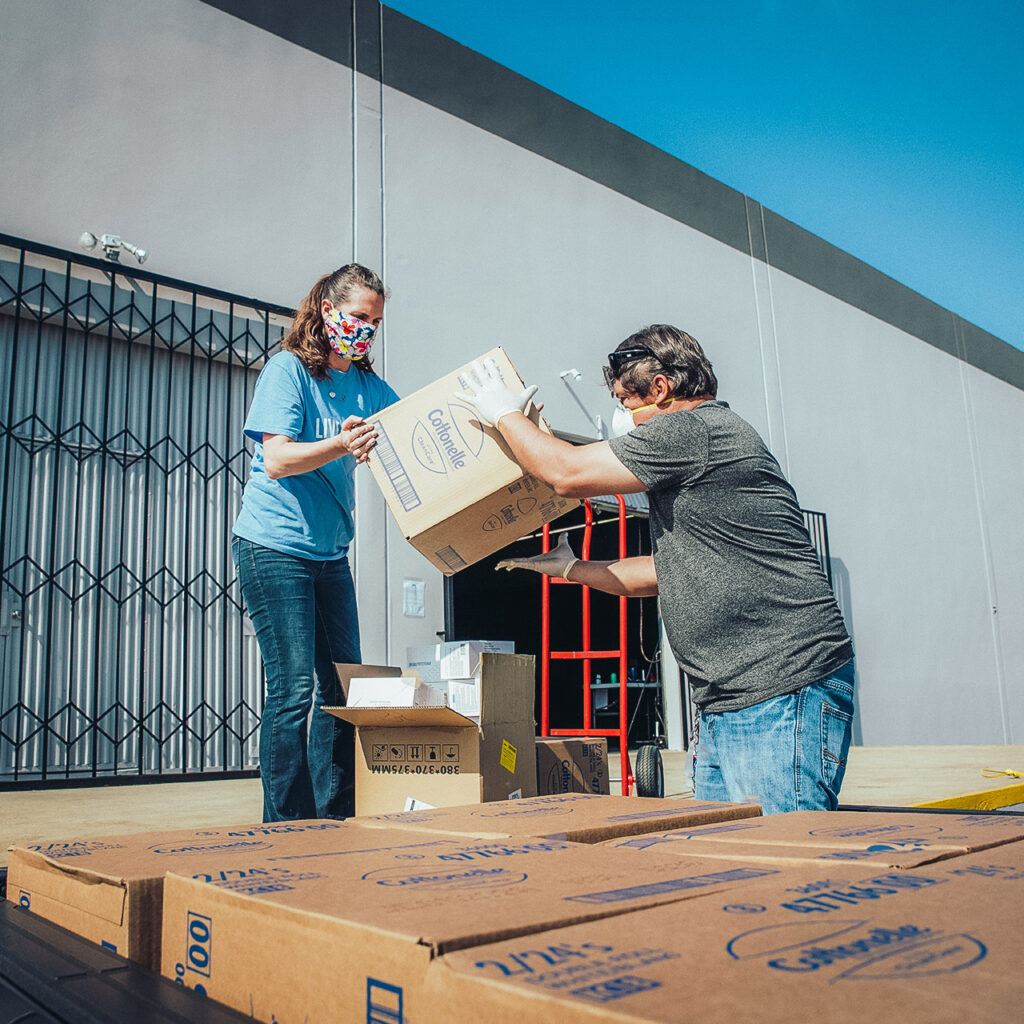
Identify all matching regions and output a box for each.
[454,325,854,814]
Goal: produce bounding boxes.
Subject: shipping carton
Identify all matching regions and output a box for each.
[353,792,761,843]
[407,640,515,682]
[619,808,1024,852]
[425,848,1024,1022]
[4,820,359,970]
[161,828,789,1023]
[324,653,538,814]
[365,347,578,574]
[442,678,481,717]
[907,835,1024,874]
[536,737,610,795]
[603,833,965,870]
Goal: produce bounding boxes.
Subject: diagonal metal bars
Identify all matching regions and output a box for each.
[0,234,293,785]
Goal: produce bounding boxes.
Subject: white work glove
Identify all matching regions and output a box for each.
[453,357,539,426]
[496,531,578,580]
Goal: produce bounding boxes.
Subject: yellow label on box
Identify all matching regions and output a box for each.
[499,739,517,774]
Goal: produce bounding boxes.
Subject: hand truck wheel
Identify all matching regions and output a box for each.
[635,742,664,798]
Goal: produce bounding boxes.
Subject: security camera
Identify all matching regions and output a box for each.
[121,240,147,264]
[79,231,148,264]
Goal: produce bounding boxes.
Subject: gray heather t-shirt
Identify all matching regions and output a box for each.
[609,400,852,712]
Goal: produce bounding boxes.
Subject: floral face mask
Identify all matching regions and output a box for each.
[323,307,377,361]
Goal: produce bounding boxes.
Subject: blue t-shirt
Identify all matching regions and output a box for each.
[232,351,399,560]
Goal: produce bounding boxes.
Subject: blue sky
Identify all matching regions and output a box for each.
[387,0,1023,351]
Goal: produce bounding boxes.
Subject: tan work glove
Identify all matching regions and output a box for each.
[496,532,578,580]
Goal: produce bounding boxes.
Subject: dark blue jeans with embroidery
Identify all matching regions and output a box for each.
[232,537,361,821]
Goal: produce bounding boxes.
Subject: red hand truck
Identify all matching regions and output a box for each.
[540,495,634,795]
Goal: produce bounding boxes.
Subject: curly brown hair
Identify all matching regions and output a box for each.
[282,264,386,381]
[613,325,718,400]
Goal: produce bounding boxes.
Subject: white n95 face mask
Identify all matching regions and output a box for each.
[611,402,636,437]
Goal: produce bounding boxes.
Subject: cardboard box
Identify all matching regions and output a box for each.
[324,653,538,814]
[622,809,1024,852]
[536,737,610,795]
[602,833,966,870]
[366,347,578,574]
[347,674,446,708]
[407,640,515,682]
[161,829,789,1023]
[444,678,481,718]
[903,836,1024,876]
[425,850,1024,1022]
[353,792,761,844]
[4,820,359,970]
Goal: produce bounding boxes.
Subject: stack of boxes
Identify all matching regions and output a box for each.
[9,805,1024,1022]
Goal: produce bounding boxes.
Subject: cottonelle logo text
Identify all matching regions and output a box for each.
[362,866,527,890]
[428,408,468,469]
[727,919,986,979]
[150,839,272,856]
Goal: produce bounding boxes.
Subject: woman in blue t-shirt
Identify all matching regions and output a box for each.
[232,264,398,821]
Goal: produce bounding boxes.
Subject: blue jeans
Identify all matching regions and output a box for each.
[232,537,361,821]
[693,660,855,815]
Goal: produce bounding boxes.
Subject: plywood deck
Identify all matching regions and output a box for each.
[3,745,1022,870]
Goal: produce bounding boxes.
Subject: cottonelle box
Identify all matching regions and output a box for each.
[353,792,761,844]
[424,847,1024,1023]
[536,737,610,795]
[613,808,1024,852]
[324,654,538,814]
[161,828,788,1024]
[905,836,1024,874]
[602,833,969,870]
[4,820,352,970]
[365,346,578,575]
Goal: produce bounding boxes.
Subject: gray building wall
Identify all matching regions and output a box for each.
[2,0,1021,745]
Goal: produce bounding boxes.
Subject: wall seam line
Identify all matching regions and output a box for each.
[955,313,1010,742]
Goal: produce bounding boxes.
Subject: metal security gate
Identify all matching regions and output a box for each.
[0,234,292,784]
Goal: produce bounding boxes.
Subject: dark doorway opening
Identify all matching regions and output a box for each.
[445,502,663,746]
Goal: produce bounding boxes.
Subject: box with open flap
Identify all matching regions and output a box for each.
[325,653,538,814]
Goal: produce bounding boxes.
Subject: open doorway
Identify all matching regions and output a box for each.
[444,500,665,748]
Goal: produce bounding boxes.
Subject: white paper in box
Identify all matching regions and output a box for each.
[347,676,446,709]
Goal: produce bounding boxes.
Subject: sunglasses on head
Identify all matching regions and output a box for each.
[603,347,654,389]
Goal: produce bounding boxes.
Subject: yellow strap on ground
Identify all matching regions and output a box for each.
[913,772,1024,811]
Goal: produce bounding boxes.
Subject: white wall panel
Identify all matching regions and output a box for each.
[0,0,353,308]
[964,363,1024,743]
[767,270,1006,743]
[379,85,769,444]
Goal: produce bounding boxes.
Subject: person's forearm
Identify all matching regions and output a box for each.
[497,412,581,489]
[263,436,345,478]
[566,555,659,597]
